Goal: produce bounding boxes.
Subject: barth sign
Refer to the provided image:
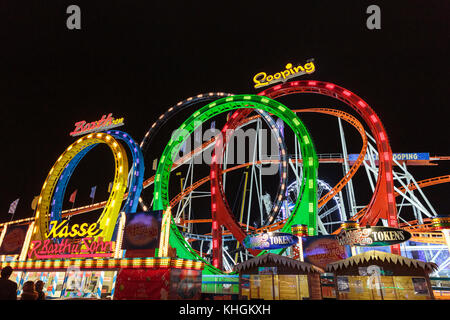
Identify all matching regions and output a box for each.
[70,113,124,137]
[337,226,411,247]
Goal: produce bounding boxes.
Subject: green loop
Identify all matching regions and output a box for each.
[153,94,318,274]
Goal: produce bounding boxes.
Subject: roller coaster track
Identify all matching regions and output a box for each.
[259,81,398,233]
[151,95,319,272]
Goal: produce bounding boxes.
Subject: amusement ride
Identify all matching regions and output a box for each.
[2,78,449,281]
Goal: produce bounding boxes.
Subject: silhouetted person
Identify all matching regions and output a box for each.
[0,266,17,300]
[35,280,46,300]
[21,281,38,300]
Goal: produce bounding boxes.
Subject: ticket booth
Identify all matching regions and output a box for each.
[234,253,323,300]
[1,260,119,299]
[1,256,203,300]
[325,250,438,300]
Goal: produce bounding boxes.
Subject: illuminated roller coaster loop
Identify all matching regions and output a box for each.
[136,92,289,269]
[209,108,368,256]
[49,130,144,240]
[153,94,318,273]
[137,92,288,224]
[33,132,129,242]
[259,81,400,255]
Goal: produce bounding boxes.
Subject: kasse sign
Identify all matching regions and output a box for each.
[243,232,298,250]
[337,226,411,247]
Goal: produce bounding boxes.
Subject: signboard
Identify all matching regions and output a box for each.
[337,226,411,247]
[243,232,298,250]
[252,59,316,89]
[0,225,28,255]
[27,220,115,259]
[348,152,430,162]
[302,235,350,270]
[70,113,124,137]
[46,220,103,238]
[122,211,162,250]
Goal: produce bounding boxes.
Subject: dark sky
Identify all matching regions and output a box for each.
[0,1,448,224]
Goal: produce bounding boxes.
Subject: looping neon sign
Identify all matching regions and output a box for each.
[253,60,316,88]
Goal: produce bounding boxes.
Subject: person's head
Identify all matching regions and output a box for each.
[1,266,13,279]
[22,281,35,293]
[35,280,44,292]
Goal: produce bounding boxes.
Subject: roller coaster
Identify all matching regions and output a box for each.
[3,80,449,277]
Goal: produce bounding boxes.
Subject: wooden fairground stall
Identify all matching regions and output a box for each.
[234,253,323,300]
[325,250,438,300]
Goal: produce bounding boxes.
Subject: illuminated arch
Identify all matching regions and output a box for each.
[259,81,398,230]
[49,130,144,240]
[33,132,129,242]
[153,94,318,273]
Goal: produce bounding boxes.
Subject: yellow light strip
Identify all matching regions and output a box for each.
[0,257,204,271]
[158,206,172,257]
[19,222,35,261]
[0,225,8,250]
[114,212,127,258]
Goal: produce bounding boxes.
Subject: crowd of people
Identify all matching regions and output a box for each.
[0,266,46,300]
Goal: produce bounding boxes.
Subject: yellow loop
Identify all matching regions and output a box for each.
[33,133,128,242]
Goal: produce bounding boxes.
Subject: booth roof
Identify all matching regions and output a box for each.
[325,250,438,273]
[233,253,324,273]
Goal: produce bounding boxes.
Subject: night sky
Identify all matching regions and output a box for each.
[0,1,448,225]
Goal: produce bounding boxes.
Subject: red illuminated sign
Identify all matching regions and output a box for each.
[28,237,114,259]
[70,113,124,137]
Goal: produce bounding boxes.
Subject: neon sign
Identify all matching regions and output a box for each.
[348,152,430,162]
[45,220,103,239]
[27,220,114,259]
[243,232,298,250]
[70,113,124,137]
[337,226,411,247]
[253,60,316,88]
[28,237,114,259]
